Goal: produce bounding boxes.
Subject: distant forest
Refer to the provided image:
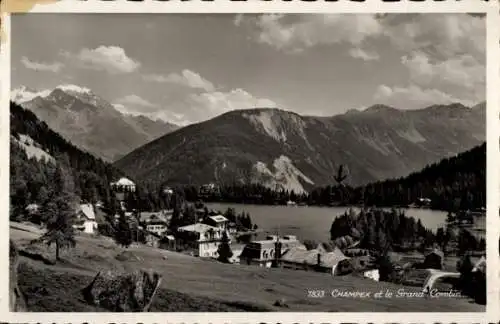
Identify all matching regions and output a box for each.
[329,208,485,255]
[342,143,485,211]
[10,101,485,217]
[157,142,485,212]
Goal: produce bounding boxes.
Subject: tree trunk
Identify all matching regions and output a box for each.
[56,242,60,261]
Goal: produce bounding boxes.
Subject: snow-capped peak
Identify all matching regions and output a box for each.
[13,83,106,107]
[12,84,92,105]
[11,86,51,104]
[56,84,92,94]
[55,84,107,108]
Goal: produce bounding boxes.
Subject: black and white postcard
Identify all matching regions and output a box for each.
[1,1,499,323]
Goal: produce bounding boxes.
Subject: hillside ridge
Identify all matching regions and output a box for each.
[115,101,485,192]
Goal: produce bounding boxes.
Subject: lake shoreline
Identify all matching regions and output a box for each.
[201,200,486,215]
[205,203,455,243]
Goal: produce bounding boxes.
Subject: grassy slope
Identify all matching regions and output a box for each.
[11,223,484,312]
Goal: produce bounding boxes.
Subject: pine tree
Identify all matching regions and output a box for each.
[39,165,77,261]
[217,231,233,263]
[115,210,133,248]
[246,213,253,229]
[436,227,445,247]
[334,164,348,204]
[377,252,393,282]
[364,226,377,249]
[169,205,182,233]
[458,254,474,295]
[376,228,387,251]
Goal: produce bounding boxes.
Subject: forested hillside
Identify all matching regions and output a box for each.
[343,142,486,210]
[9,100,485,214]
[10,101,125,219]
[165,142,486,211]
[116,104,484,191]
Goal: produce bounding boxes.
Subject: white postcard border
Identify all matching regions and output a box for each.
[1,1,498,323]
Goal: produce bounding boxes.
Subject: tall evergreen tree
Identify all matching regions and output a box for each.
[39,164,77,261]
[458,254,474,296]
[217,231,233,263]
[169,205,182,233]
[377,252,394,282]
[115,210,133,248]
[333,164,348,204]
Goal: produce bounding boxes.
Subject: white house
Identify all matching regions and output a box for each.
[146,223,167,237]
[363,269,380,282]
[110,177,136,193]
[206,215,229,230]
[74,204,98,234]
[140,212,168,236]
[177,223,227,258]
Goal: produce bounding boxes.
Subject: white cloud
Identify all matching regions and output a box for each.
[141,68,277,124]
[189,88,277,117]
[382,14,485,61]
[143,69,215,92]
[373,84,475,109]
[154,111,192,127]
[113,102,191,126]
[115,94,157,108]
[253,14,383,54]
[401,51,485,102]
[250,13,484,110]
[123,67,277,125]
[369,14,485,109]
[249,13,485,61]
[348,48,379,61]
[384,14,485,108]
[249,14,485,107]
[20,56,63,72]
[112,103,126,112]
[61,45,140,74]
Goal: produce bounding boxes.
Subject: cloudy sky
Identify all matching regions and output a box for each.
[12,13,485,126]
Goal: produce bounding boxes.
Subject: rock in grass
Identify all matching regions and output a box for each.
[115,250,142,262]
[19,241,57,265]
[81,269,162,312]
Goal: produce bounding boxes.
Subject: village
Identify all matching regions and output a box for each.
[21,176,482,305]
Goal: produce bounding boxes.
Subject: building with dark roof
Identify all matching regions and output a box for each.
[424,249,444,270]
[280,246,351,275]
[239,235,305,268]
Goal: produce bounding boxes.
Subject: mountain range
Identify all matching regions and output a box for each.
[114,102,485,193]
[12,85,179,162]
